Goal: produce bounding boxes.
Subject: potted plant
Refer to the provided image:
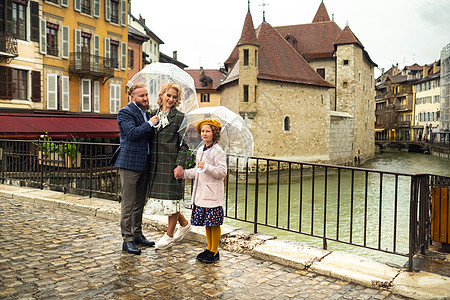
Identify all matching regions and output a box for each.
[38,132,81,168]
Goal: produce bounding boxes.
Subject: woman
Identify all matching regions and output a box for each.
[147,82,191,250]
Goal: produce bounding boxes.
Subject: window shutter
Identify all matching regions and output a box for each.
[104,37,110,67]
[105,0,110,21]
[94,81,100,112]
[61,0,69,7]
[31,71,41,102]
[39,19,47,54]
[120,0,126,26]
[81,79,91,112]
[115,84,121,113]
[74,29,81,66]
[61,25,70,59]
[46,74,58,110]
[0,66,12,99]
[120,41,127,70]
[74,0,81,12]
[62,76,69,110]
[4,0,13,34]
[93,0,100,18]
[30,1,40,42]
[93,34,100,70]
[109,83,114,113]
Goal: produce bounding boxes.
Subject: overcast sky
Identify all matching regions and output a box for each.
[130,0,450,77]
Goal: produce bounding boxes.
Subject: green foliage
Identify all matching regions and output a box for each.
[186,150,196,169]
[39,132,80,160]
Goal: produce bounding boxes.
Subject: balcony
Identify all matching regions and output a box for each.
[69,52,114,83]
[398,121,411,127]
[0,32,18,64]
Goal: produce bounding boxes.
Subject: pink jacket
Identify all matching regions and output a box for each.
[184,144,227,208]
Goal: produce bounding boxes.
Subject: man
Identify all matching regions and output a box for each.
[113,83,157,254]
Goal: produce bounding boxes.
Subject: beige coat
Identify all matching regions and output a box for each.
[184,144,227,208]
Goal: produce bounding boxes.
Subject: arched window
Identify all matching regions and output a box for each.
[283,116,291,132]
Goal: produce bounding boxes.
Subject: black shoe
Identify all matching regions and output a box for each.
[122,241,141,255]
[134,235,155,247]
[203,251,220,264]
[196,249,211,262]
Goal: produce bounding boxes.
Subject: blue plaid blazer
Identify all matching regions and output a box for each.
[113,102,153,171]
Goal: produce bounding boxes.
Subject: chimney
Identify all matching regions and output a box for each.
[381,68,385,75]
[173,50,177,61]
[139,14,145,24]
[199,66,204,75]
[433,61,437,73]
[423,65,428,78]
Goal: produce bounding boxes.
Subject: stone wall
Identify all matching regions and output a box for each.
[336,44,375,162]
[328,111,354,164]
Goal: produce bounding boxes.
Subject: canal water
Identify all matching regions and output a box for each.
[223,152,450,266]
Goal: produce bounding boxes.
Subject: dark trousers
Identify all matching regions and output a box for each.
[119,156,150,242]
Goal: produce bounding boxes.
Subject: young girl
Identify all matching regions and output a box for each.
[184,119,227,263]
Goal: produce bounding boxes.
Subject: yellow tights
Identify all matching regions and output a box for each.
[205,225,221,254]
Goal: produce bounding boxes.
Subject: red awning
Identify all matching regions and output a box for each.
[0,113,119,139]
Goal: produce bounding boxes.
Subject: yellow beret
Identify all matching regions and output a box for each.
[196,119,222,134]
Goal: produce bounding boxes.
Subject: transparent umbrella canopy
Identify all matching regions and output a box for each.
[178,106,254,169]
[126,62,198,113]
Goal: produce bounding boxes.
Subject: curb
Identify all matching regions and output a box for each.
[1,184,449,299]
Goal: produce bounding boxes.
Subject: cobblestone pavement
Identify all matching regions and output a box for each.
[0,197,407,300]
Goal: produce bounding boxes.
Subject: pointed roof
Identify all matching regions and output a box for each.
[334,26,363,48]
[312,2,331,22]
[222,22,333,88]
[237,13,258,47]
[255,22,332,87]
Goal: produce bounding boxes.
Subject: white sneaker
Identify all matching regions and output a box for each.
[155,233,174,250]
[173,221,192,242]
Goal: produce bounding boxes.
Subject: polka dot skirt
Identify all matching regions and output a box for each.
[191,205,224,226]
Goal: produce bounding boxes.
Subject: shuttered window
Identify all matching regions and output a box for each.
[120,0,126,26]
[81,79,91,112]
[105,0,110,21]
[39,19,47,54]
[104,37,110,67]
[94,81,100,113]
[30,1,40,42]
[0,66,13,99]
[61,25,69,59]
[31,71,41,102]
[61,76,69,110]
[74,0,81,12]
[110,83,121,114]
[93,0,100,17]
[121,41,127,70]
[46,74,58,110]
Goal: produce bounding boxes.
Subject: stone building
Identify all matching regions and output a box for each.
[185,67,227,107]
[219,2,376,164]
[413,61,440,142]
[439,43,450,144]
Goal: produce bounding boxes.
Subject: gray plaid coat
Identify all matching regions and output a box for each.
[148,107,188,200]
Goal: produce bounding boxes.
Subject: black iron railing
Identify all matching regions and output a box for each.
[69,52,114,78]
[1,139,448,271]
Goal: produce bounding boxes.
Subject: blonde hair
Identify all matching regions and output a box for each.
[127,83,147,96]
[157,82,183,107]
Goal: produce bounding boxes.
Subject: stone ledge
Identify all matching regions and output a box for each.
[252,239,330,269]
[392,270,450,300]
[309,250,400,289]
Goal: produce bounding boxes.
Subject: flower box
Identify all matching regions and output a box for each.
[38,151,81,168]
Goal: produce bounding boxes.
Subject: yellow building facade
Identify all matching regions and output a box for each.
[42,0,128,114]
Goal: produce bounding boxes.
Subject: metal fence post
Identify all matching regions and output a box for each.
[254,159,259,234]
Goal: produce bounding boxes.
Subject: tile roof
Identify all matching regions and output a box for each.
[255,22,333,87]
[238,13,258,47]
[275,21,342,59]
[128,25,149,41]
[185,69,227,90]
[334,26,363,48]
[312,2,331,22]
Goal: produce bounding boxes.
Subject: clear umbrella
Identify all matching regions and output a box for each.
[178,106,254,169]
[126,62,198,113]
